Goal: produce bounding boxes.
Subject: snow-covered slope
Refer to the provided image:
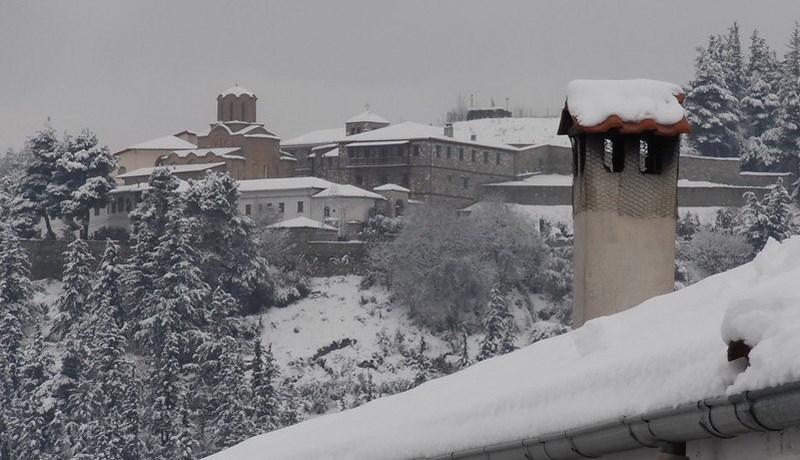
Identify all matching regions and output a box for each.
[207,237,800,460]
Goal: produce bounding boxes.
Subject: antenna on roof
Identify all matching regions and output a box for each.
[506,97,510,111]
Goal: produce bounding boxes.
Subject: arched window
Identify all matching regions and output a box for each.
[241,103,247,120]
[229,102,234,120]
[394,199,405,217]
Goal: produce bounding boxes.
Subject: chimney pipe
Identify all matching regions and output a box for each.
[471,134,477,141]
[443,122,453,138]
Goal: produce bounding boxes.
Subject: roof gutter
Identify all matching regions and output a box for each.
[426,381,800,460]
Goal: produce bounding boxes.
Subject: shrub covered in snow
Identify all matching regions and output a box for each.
[682,227,754,275]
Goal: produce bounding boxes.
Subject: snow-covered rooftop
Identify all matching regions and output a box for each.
[236,177,333,193]
[453,117,570,147]
[312,184,385,200]
[207,237,800,460]
[283,128,347,147]
[120,135,197,153]
[117,162,226,179]
[343,122,516,150]
[373,183,410,193]
[268,216,337,231]
[320,148,339,158]
[219,85,255,97]
[346,110,389,124]
[486,173,573,187]
[563,79,689,134]
[167,147,242,158]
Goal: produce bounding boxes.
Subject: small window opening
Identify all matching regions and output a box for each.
[639,137,662,174]
[603,135,624,172]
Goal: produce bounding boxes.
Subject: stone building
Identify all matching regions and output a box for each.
[114,85,296,180]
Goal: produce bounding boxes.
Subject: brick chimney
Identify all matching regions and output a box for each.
[443,122,453,138]
[557,80,691,327]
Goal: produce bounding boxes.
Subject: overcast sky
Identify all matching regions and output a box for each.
[2,1,800,153]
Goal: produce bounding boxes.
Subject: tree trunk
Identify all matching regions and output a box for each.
[42,213,55,240]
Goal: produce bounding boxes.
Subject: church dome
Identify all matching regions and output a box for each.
[219,85,255,98]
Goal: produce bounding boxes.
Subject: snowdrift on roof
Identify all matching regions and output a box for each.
[206,236,800,460]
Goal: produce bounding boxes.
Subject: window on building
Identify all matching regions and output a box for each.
[297,201,304,213]
[459,148,464,161]
[496,153,502,165]
[278,202,285,213]
[603,135,625,172]
[117,197,124,213]
[110,201,116,214]
[324,205,331,217]
[446,147,452,159]
[355,175,364,185]
[379,175,388,185]
[447,175,453,183]
[414,145,421,156]
[229,102,234,120]
[435,146,441,158]
[267,203,273,208]
[462,177,470,190]
[401,174,409,187]
[471,150,476,162]
[258,203,263,213]
[639,136,662,174]
[94,207,100,216]
[245,204,252,215]
[484,151,489,164]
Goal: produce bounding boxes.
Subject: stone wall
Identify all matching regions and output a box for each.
[679,154,793,187]
[21,239,131,280]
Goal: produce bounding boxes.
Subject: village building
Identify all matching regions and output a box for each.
[113,85,296,180]
[206,79,800,460]
[88,176,385,240]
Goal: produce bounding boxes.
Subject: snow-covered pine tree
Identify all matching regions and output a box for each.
[764,178,795,243]
[47,340,85,458]
[12,327,54,460]
[148,331,196,460]
[12,123,60,238]
[208,345,254,452]
[50,238,95,340]
[686,36,741,157]
[458,327,470,369]
[742,29,782,140]
[89,239,125,328]
[45,129,116,239]
[776,22,800,173]
[739,191,771,251]
[125,167,181,329]
[409,336,431,388]
[477,284,515,361]
[135,202,209,358]
[277,376,300,429]
[723,22,745,102]
[0,226,33,399]
[251,338,280,433]
[183,172,271,312]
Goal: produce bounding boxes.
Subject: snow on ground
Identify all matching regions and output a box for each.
[207,237,800,460]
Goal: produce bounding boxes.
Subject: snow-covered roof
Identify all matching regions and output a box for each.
[207,237,800,460]
[283,128,346,147]
[236,177,333,193]
[167,147,242,158]
[486,173,573,187]
[373,183,410,193]
[111,179,191,194]
[268,216,337,231]
[346,140,410,148]
[346,110,389,124]
[219,85,255,97]
[343,122,516,150]
[312,184,385,200]
[119,135,197,153]
[321,147,339,158]
[454,117,570,147]
[208,123,278,139]
[561,79,690,135]
[311,143,339,152]
[117,162,226,179]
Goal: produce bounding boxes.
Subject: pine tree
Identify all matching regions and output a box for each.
[458,328,470,369]
[764,178,795,243]
[739,191,771,251]
[742,29,782,140]
[277,376,300,429]
[183,172,271,312]
[135,204,209,358]
[47,340,85,459]
[149,331,192,459]
[12,328,54,460]
[0,227,33,400]
[409,336,431,388]
[251,339,280,433]
[477,284,516,361]
[90,239,125,328]
[125,167,181,329]
[776,22,800,173]
[50,238,95,340]
[686,36,741,157]
[208,346,254,451]
[45,129,116,239]
[12,123,60,238]
[723,22,745,102]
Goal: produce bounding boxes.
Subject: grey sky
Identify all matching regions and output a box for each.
[2,0,800,154]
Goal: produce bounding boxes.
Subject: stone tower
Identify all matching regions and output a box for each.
[557,80,691,327]
[217,85,257,123]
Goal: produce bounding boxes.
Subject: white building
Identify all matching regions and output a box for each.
[88,176,385,238]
